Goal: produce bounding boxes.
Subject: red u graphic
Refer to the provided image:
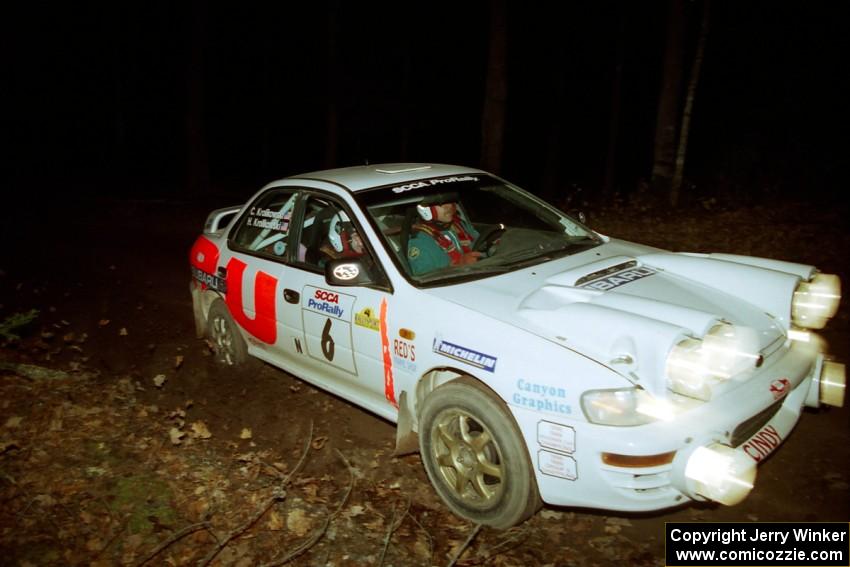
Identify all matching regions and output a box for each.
[224,257,277,344]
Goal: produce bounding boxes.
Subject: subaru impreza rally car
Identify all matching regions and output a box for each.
[189,163,845,528]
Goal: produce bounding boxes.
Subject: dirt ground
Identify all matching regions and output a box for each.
[0,196,848,566]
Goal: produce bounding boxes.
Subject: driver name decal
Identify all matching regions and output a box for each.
[578,266,657,291]
[433,338,497,373]
[742,424,782,463]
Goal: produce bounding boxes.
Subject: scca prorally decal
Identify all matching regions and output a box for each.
[306,288,345,318]
[578,266,657,291]
[391,175,479,194]
[433,339,497,373]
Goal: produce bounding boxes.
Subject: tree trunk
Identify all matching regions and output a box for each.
[670,0,710,207]
[480,0,507,174]
[650,0,686,197]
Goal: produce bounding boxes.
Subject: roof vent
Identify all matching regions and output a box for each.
[375,165,432,174]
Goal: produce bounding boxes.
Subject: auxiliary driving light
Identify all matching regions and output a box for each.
[684,444,756,506]
[820,360,846,407]
[666,324,760,400]
[792,273,841,329]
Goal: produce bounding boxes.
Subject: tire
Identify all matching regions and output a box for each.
[418,377,541,528]
[207,300,248,366]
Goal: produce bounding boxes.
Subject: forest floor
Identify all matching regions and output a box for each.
[0,196,848,566]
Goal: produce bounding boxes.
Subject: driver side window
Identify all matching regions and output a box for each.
[229,189,298,259]
[295,196,371,272]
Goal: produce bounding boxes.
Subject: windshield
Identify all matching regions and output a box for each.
[355,174,601,285]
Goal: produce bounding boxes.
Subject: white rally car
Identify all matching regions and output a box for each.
[190,163,845,528]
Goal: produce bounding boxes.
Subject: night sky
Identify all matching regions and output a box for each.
[3,1,847,205]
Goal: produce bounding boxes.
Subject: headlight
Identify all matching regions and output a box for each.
[666,323,760,401]
[581,388,658,426]
[792,273,841,329]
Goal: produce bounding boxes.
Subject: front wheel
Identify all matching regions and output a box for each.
[207,300,248,366]
[418,377,541,528]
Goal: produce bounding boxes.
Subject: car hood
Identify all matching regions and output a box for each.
[428,239,806,396]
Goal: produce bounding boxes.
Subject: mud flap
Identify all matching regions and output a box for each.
[393,391,419,456]
[190,282,206,338]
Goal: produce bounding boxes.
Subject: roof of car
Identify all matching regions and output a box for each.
[286,163,485,193]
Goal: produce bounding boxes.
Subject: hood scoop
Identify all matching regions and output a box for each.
[546,256,640,288]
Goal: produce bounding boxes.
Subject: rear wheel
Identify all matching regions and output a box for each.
[418,377,541,528]
[207,300,247,366]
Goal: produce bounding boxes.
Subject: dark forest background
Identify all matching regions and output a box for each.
[3,1,847,208]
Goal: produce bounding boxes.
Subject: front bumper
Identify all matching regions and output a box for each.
[510,342,841,512]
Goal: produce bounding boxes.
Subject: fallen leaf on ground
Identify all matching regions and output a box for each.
[311,436,328,450]
[153,374,167,388]
[174,355,184,369]
[267,510,285,531]
[190,421,212,439]
[4,416,23,428]
[119,327,128,336]
[169,427,186,445]
[286,508,311,537]
[240,428,252,439]
[98,319,110,327]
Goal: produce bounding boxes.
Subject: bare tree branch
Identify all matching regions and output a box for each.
[405,509,434,566]
[378,497,411,567]
[136,521,211,567]
[197,421,314,567]
[445,524,482,567]
[259,448,355,567]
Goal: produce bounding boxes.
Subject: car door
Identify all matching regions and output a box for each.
[279,192,400,411]
[221,187,299,353]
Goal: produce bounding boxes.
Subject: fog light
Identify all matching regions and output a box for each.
[684,444,755,506]
[820,361,846,407]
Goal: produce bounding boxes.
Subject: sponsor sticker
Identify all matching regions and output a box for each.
[512,379,572,415]
[770,378,791,400]
[354,307,381,331]
[432,338,497,373]
[304,287,352,320]
[390,175,479,194]
[537,421,576,454]
[392,338,417,372]
[578,266,657,291]
[538,450,577,481]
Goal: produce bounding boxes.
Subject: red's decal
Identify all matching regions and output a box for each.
[380,298,397,407]
[224,257,277,344]
[742,424,782,462]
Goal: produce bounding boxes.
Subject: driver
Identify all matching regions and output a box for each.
[407,200,481,275]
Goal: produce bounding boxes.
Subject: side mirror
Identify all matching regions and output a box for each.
[324,258,378,287]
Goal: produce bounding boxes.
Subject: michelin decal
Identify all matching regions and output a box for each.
[433,338,497,373]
